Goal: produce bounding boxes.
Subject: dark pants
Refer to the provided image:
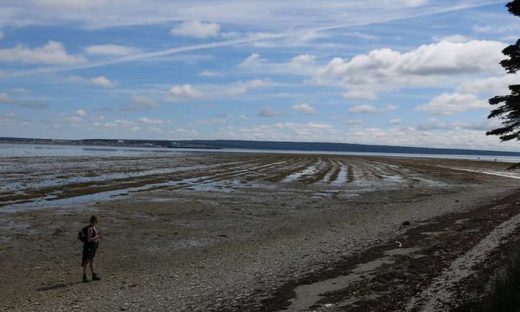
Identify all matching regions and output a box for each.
[81,242,98,266]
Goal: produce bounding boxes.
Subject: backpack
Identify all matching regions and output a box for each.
[78,226,89,243]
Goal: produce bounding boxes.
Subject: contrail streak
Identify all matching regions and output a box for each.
[2,0,505,77]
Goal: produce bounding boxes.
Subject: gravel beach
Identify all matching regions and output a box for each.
[1,151,519,311]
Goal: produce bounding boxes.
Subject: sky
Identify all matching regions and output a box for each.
[0,0,519,151]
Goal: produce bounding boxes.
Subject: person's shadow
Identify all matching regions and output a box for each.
[36,282,82,292]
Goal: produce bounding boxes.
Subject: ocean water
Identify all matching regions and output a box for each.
[1,143,520,163]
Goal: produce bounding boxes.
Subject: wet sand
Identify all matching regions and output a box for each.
[1,152,519,311]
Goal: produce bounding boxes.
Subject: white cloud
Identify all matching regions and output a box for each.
[225,79,270,96]
[240,53,318,75]
[291,103,316,114]
[416,93,488,115]
[84,44,139,56]
[433,34,472,43]
[400,0,429,6]
[349,104,377,114]
[345,124,520,150]
[90,76,117,88]
[390,118,402,124]
[342,89,378,101]
[76,109,86,116]
[167,79,271,102]
[217,122,339,141]
[171,20,221,39]
[34,0,111,10]
[473,23,520,35]
[0,41,86,65]
[101,119,137,129]
[139,117,166,125]
[251,30,331,49]
[415,119,450,131]
[65,115,83,124]
[199,70,219,77]
[456,75,518,96]
[69,75,117,88]
[240,53,263,67]
[4,2,499,76]
[169,84,201,98]
[0,92,12,103]
[2,0,484,31]
[312,39,506,100]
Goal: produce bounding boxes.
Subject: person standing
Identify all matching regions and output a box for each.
[80,215,103,282]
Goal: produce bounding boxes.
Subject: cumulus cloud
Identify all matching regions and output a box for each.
[291,103,316,114]
[0,41,86,65]
[433,34,472,43]
[416,93,488,115]
[101,119,137,129]
[240,53,318,75]
[169,84,201,98]
[456,75,518,96]
[225,79,271,96]
[345,124,519,150]
[217,122,339,141]
[84,44,140,56]
[349,104,378,114]
[70,75,118,88]
[90,76,117,88]
[171,20,221,39]
[139,117,166,125]
[76,109,86,116]
[167,79,271,102]
[415,119,450,131]
[199,70,219,77]
[312,39,506,100]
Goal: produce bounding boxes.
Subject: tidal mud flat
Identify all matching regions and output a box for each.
[1,152,520,311]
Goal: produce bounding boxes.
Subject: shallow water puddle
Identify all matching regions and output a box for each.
[381,174,406,184]
[331,165,348,185]
[282,161,321,183]
[1,189,129,212]
[285,257,395,311]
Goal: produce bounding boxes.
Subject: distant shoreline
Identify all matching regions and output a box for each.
[2,142,520,163]
[2,137,520,158]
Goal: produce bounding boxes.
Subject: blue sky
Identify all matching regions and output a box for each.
[0,0,519,150]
